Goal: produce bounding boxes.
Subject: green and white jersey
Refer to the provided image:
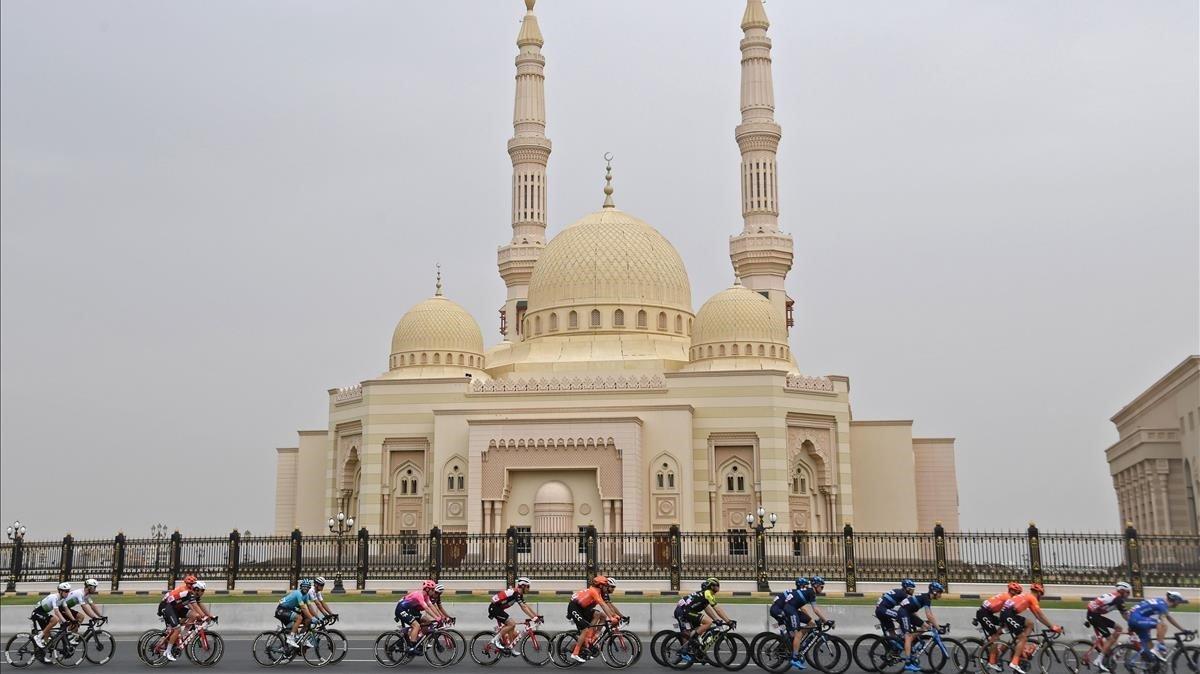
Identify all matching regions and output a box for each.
[35,593,62,613]
[63,588,93,609]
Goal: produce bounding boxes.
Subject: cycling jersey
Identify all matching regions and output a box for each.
[676,590,718,616]
[278,589,308,611]
[34,593,62,613]
[306,588,324,604]
[897,592,933,615]
[397,589,433,613]
[491,588,526,610]
[63,589,94,610]
[1002,592,1041,615]
[571,587,605,609]
[1087,593,1126,616]
[773,587,815,610]
[1129,598,1169,622]
[877,588,909,610]
[981,592,1011,613]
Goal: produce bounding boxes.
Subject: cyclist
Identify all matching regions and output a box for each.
[161,579,214,661]
[31,582,72,653]
[276,579,318,648]
[306,577,338,623]
[999,583,1062,674]
[769,575,831,670]
[567,575,625,664]
[875,579,918,638]
[673,577,735,663]
[1084,582,1132,671]
[394,580,451,654]
[488,576,540,653]
[1127,591,1192,663]
[979,582,1022,672]
[894,581,945,672]
[61,578,105,634]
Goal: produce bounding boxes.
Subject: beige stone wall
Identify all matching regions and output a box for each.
[849,421,918,531]
[912,438,960,531]
[296,431,331,533]
[274,448,298,535]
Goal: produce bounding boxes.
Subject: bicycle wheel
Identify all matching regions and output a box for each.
[438,628,468,665]
[716,632,752,671]
[1040,642,1080,674]
[83,629,117,665]
[52,632,85,668]
[3,633,37,668]
[373,631,407,668]
[520,631,554,667]
[189,632,224,667]
[425,629,460,668]
[252,631,288,667]
[813,635,852,674]
[855,634,886,673]
[140,633,170,668]
[303,632,336,667]
[471,631,504,666]
[922,638,958,674]
[551,632,581,668]
[974,640,1011,674]
[870,635,907,674]
[957,638,986,674]
[1172,646,1199,674]
[602,632,640,669]
[324,629,348,665]
[757,633,795,674]
[650,630,676,667]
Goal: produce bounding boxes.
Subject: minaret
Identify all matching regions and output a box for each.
[497,0,551,341]
[729,0,794,330]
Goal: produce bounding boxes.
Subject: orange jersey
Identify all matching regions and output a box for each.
[571,587,604,608]
[1003,592,1041,615]
[981,592,1010,613]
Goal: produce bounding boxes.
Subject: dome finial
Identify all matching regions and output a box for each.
[602,152,615,208]
[434,263,443,296]
[733,276,743,287]
[525,0,535,11]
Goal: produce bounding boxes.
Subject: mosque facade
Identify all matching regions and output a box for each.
[273,0,960,537]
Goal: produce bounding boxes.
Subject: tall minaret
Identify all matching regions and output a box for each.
[729,0,794,330]
[497,0,551,341]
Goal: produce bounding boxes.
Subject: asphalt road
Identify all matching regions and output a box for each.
[0,633,875,674]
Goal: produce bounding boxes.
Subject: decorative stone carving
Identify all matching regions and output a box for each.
[472,374,666,393]
[579,503,591,515]
[784,375,834,393]
[518,504,530,516]
[332,385,363,404]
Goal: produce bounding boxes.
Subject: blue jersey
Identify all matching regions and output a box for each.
[278,590,308,610]
[897,592,933,615]
[773,588,814,610]
[1129,598,1169,621]
[877,588,908,610]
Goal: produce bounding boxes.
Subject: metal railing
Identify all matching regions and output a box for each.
[1,523,1195,594]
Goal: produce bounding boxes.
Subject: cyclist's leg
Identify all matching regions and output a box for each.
[1011,619,1033,667]
[786,606,805,659]
[695,612,714,638]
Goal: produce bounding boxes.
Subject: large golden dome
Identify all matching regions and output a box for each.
[526,208,692,315]
[388,294,484,372]
[687,282,792,368]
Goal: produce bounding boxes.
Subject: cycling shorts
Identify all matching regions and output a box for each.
[1127,615,1158,644]
[674,607,702,631]
[566,599,595,631]
[876,607,899,634]
[1000,608,1026,635]
[898,611,924,635]
[275,606,297,626]
[395,605,421,624]
[160,601,185,628]
[488,604,510,625]
[30,610,51,631]
[975,608,1001,637]
[1086,612,1117,638]
[770,604,808,632]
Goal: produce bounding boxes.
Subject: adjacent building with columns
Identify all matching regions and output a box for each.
[1106,356,1200,534]
[274,0,960,537]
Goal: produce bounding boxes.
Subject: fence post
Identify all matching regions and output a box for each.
[428,527,443,582]
[842,523,857,594]
[60,534,75,583]
[168,531,182,590]
[1123,522,1143,597]
[933,522,949,591]
[504,526,518,588]
[1026,522,1042,585]
[289,528,302,589]
[754,525,770,592]
[227,530,240,591]
[356,528,369,590]
[584,525,598,580]
[112,532,126,592]
[669,524,681,592]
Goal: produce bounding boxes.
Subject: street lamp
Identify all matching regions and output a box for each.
[6,521,27,592]
[151,523,168,575]
[746,506,778,591]
[327,512,355,593]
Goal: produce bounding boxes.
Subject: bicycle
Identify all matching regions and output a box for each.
[658,620,751,671]
[140,616,224,667]
[755,620,851,674]
[1074,620,1135,673]
[549,616,642,668]
[1113,631,1198,674]
[470,617,554,666]
[251,615,337,667]
[866,623,971,674]
[373,617,462,668]
[5,616,113,668]
[971,629,1077,674]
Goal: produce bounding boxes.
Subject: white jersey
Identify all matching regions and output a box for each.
[306,588,323,603]
[63,588,94,610]
[35,593,62,612]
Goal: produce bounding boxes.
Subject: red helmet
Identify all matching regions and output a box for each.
[1007,582,1023,595]
[184,575,198,587]
[1030,583,1045,596]
[421,580,437,592]
[592,575,609,588]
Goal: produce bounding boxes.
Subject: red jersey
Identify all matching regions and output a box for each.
[982,592,1011,613]
[571,587,604,609]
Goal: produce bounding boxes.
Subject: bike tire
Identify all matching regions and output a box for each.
[471,631,503,666]
[551,632,581,668]
[3,633,37,668]
[438,628,468,665]
[373,631,406,668]
[601,631,640,669]
[252,631,287,667]
[52,632,85,668]
[660,632,694,670]
[757,633,795,674]
[1172,646,1200,674]
[974,640,1012,674]
[140,632,170,668]
[324,629,348,665]
[1039,642,1080,674]
[814,635,852,674]
[751,632,778,669]
[922,638,957,674]
[425,629,460,668]
[717,632,752,672]
[855,634,886,673]
[84,629,117,666]
[134,629,158,665]
[190,632,224,667]
[870,635,907,674]
[520,630,554,667]
[956,638,985,674]
[302,632,336,667]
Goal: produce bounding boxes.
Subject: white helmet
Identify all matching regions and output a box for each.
[516,577,531,588]
[1115,582,1132,593]
[84,578,99,589]
[57,582,71,591]
[605,577,617,589]
[193,580,207,591]
[432,583,445,593]
[314,576,327,586]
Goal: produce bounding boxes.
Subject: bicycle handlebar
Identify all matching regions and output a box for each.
[1172,631,1196,644]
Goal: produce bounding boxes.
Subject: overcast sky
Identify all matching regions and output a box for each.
[2,1,1196,539]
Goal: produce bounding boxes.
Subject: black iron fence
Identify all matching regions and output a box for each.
[1,524,1196,595]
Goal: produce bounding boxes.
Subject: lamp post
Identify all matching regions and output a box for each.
[746,506,778,592]
[328,512,355,594]
[151,523,168,575]
[6,521,27,592]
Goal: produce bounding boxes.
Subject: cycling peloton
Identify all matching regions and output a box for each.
[998,583,1062,674]
[978,582,1023,671]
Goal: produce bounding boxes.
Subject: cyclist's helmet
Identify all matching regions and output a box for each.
[184,575,198,587]
[702,577,720,591]
[810,575,826,586]
[592,575,609,588]
[84,578,99,589]
[57,582,71,592]
[314,576,327,587]
[422,580,437,592]
[901,578,917,593]
[1030,583,1045,596]
[431,583,446,594]
[1114,582,1131,595]
[299,579,312,590]
[1007,582,1023,595]
[929,581,946,594]
[604,577,617,589]
[795,577,810,589]
[193,580,207,591]
[516,577,532,588]
[1165,591,1188,605]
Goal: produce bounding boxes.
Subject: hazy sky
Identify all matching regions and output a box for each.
[2,1,1196,539]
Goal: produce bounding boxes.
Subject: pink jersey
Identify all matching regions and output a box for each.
[399,589,432,612]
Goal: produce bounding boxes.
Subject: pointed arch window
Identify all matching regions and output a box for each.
[674,315,683,333]
[590,309,602,328]
[534,316,542,335]
[613,309,625,327]
[568,311,579,330]
[724,464,747,492]
[636,309,647,329]
[446,463,465,493]
[549,312,559,331]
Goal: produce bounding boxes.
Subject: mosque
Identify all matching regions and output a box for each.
[273,0,960,537]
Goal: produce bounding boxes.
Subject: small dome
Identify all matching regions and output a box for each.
[389,294,484,371]
[534,480,573,505]
[526,208,692,316]
[688,283,792,368]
